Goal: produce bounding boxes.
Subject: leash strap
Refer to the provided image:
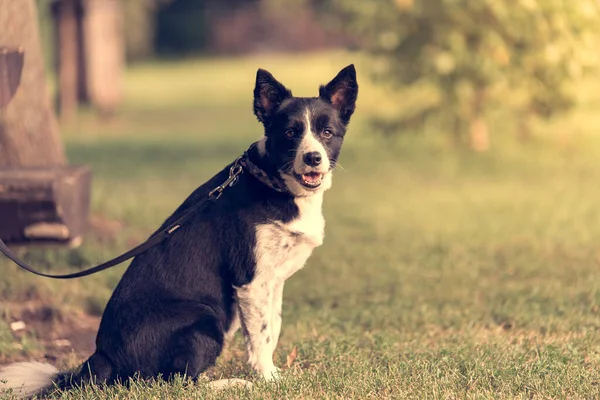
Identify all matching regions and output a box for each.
[0,216,187,279]
[0,157,245,279]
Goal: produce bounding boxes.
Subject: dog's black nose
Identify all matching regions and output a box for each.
[303,152,322,167]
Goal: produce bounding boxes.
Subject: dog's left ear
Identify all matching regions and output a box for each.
[254,69,292,124]
[319,64,358,125]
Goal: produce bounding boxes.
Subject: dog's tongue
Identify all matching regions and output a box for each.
[303,172,321,183]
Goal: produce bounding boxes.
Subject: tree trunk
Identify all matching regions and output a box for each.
[469,86,490,152]
[83,0,124,117]
[57,0,80,122]
[0,0,66,168]
[518,108,532,143]
[451,113,464,147]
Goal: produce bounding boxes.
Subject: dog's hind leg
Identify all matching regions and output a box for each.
[162,312,225,379]
[52,351,115,391]
[79,351,115,383]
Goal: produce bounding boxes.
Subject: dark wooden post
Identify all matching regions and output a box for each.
[57,0,80,121]
[0,47,24,108]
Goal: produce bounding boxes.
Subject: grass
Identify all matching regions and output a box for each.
[2,51,600,398]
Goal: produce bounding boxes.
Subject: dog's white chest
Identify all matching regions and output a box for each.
[254,194,325,280]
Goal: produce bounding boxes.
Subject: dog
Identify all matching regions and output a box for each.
[0,64,358,398]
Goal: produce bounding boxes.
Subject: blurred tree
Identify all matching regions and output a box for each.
[45,0,123,118]
[155,0,210,55]
[123,0,173,61]
[54,0,81,121]
[154,0,347,55]
[0,0,65,167]
[83,0,124,117]
[329,0,600,150]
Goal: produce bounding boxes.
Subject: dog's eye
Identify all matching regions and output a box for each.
[285,129,296,138]
[322,129,333,139]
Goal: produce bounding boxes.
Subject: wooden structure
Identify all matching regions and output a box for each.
[0,46,91,246]
[0,167,91,245]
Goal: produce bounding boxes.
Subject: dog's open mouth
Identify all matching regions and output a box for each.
[295,172,323,188]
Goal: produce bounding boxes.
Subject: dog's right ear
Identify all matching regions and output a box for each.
[253,69,292,124]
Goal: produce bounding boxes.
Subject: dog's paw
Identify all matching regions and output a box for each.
[208,378,254,390]
[261,366,282,382]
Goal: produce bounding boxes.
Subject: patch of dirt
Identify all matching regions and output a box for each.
[1,301,100,369]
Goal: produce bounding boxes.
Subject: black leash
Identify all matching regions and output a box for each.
[0,157,246,279]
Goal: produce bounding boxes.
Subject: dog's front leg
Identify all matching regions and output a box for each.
[236,280,280,381]
[269,280,284,354]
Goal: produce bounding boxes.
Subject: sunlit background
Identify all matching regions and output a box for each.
[1,0,600,398]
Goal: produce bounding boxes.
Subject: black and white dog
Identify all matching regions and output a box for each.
[0,65,358,397]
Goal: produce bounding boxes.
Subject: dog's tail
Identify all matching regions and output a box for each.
[0,361,60,398]
[0,358,94,399]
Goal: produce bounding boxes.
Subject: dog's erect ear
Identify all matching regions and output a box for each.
[253,69,292,124]
[319,64,358,125]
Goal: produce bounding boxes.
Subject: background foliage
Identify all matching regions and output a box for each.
[327,0,600,148]
[38,0,600,149]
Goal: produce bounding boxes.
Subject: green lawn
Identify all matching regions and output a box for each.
[2,51,600,399]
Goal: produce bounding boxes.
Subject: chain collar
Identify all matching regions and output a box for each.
[243,142,293,194]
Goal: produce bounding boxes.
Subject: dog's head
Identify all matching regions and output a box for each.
[253,65,358,196]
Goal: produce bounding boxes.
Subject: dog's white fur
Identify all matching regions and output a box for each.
[294,109,330,174]
[283,109,332,197]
